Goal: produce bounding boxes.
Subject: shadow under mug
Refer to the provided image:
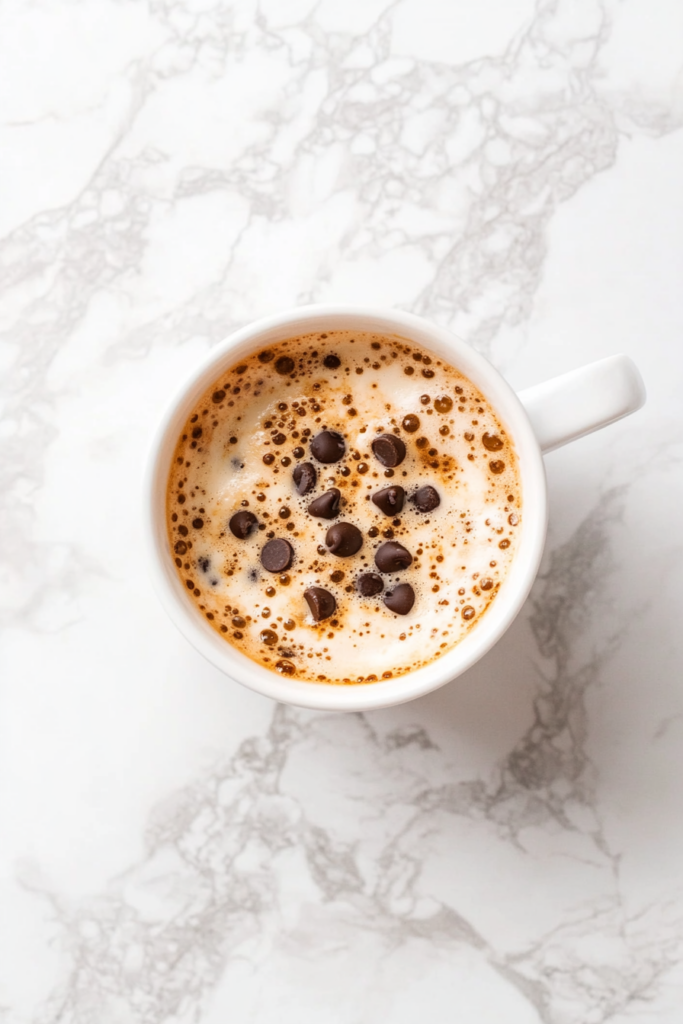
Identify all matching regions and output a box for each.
[145,305,645,711]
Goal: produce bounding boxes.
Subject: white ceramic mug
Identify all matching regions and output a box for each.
[145,306,645,711]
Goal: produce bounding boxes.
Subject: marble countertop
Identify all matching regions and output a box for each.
[2,0,683,1020]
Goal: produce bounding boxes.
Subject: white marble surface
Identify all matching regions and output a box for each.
[1,0,683,1020]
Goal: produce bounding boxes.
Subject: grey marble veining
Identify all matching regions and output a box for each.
[1,0,682,1021]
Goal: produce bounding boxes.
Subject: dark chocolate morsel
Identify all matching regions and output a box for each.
[371,485,405,516]
[293,462,317,495]
[384,583,415,615]
[260,538,294,573]
[310,430,346,464]
[308,488,341,519]
[371,433,406,468]
[326,522,363,557]
[374,541,413,573]
[357,572,383,597]
[229,510,258,538]
[304,586,337,622]
[482,432,504,451]
[410,485,440,513]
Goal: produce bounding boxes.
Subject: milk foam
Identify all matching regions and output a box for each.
[166,331,522,684]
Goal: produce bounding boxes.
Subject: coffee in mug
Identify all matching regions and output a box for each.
[165,330,522,684]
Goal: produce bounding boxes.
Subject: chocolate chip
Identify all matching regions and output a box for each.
[308,488,341,519]
[304,587,337,622]
[374,541,413,572]
[323,354,341,369]
[482,432,504,451]
[310,430,345,464]
[293,462,317,495]
[371,485,405,516]
[371,433,406,467]
[260,538,294,572]
[275,356,295,375]
[410,485,440,513]
[384,583,415,615]
[326,522,363,557]
[357,573,383,596]
[229,510,258,538]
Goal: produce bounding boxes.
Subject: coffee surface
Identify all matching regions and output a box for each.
[166,331,521,684]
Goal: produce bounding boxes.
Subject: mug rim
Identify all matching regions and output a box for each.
[144,304,547,711]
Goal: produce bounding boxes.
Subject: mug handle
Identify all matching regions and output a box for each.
[517,354,646,454]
